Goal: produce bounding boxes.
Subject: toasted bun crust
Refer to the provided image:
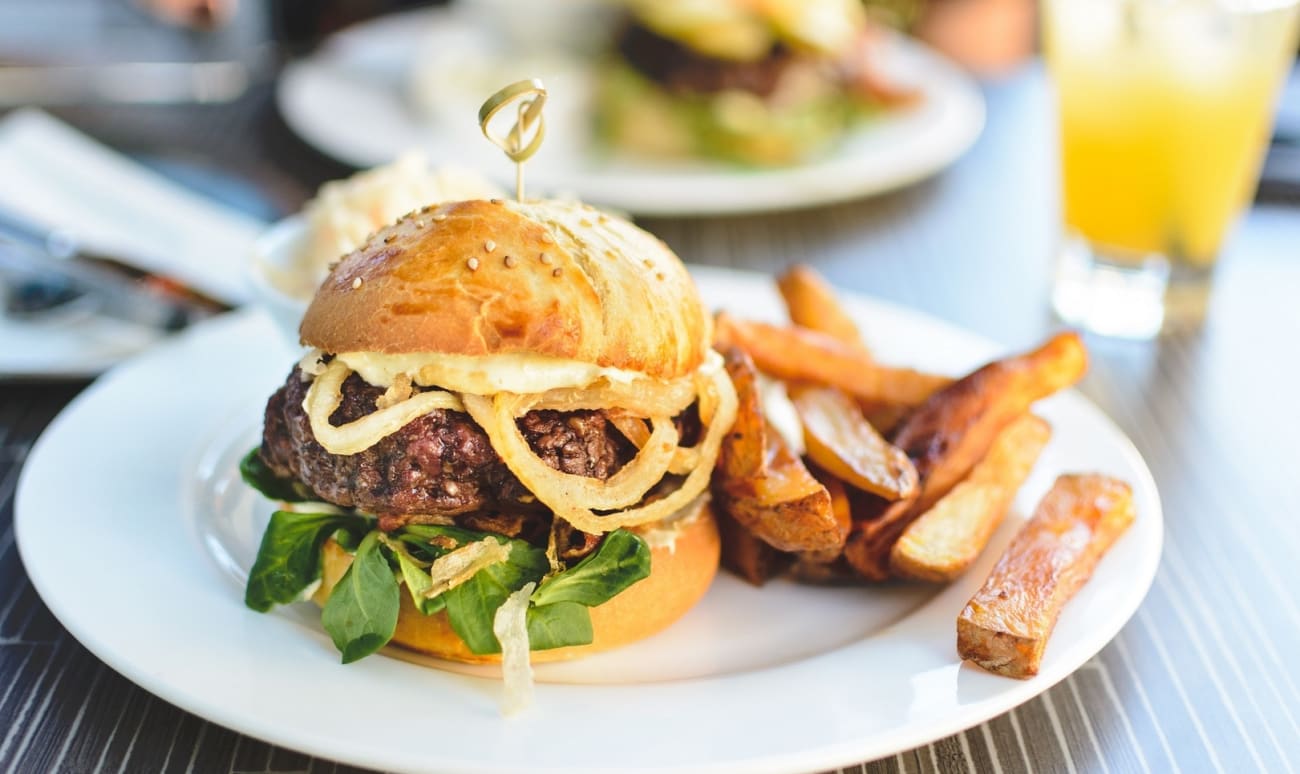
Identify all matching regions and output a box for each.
[313,501,720,664]
[299,199,711,380]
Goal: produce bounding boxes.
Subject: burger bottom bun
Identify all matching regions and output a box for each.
[312,500,720,664]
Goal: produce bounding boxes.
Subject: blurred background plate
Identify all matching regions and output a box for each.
[275,6,986,216]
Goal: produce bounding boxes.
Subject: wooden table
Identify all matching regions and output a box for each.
[3,65,1298,773]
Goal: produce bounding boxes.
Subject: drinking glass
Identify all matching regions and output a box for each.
[1044,0,1300,338]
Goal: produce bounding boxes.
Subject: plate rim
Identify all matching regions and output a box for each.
[15,269,1162,773]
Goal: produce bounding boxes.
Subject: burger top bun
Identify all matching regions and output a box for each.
[298,198,711,381]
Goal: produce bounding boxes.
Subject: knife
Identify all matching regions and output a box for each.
[0,209,229,330]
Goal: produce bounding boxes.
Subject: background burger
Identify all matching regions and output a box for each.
[597,0,917,165]
[239,196,737,700]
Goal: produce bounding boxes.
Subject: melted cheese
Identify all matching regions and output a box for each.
[335,351,647,395]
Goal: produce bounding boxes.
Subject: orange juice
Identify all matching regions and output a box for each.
[1044,0,1300,268]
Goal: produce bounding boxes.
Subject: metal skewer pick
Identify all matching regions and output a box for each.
[478,79,548,201]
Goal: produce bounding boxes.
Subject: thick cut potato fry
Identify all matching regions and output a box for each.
[957,474,1135,678]
[715,314,953,406]
[842,332,1088,580]
[793,386,918,501]
[798,466,854,564]
[717,347,766,482]
[777,265,867,353]
[858,402,912,436]
[890,415,1052,582]
[713,348,843,554]
[723,436,841,553]
[716,507,793,586]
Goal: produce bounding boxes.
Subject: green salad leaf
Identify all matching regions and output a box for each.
[391,543,445,616]
[526,602,593,651]
[529,529,651,608]
[443,539,550,655]
[320,531,400,664]
[244,510,369,612]
[239,447,315,503]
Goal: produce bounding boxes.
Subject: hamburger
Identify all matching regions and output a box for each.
[240,197,737,688]
[597,0,915,165]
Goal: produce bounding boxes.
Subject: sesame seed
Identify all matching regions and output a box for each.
[580,218,593,228]
[643,258,654,268]
[383,235,396,244]
[432,212,447,222]
[490,198,503,204]
[598,214,608,223]
[414,220,425,229]
[539,253,552,265]
[656,272,665,281]
[504,255,516,268]
[467,257,480,271]
[541,232,555,244]
[351,277,363,289]
[485,239,496,252]
[552,267,562,277]
[421,205,434,213]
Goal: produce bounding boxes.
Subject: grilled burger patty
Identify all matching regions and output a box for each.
[260,368,637,522]
[615,21,799,97]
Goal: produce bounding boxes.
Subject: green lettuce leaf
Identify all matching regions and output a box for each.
[442,540,550,655]
[529,529,651,608]
[320,532,400,664]
[239,447,315,503]
[526,602,594,651]
[244,510,368,612]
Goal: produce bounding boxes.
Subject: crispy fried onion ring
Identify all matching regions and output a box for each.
[529,375,697,416]
[465,393,681,512]
[304,360,464,455]
[463,364,738,534]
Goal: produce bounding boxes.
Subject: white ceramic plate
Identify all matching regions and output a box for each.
[16,268,1161,773]
[275,8,985,216]
[0,308,164,380]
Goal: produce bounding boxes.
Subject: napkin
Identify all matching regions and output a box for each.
[0,109,265,304]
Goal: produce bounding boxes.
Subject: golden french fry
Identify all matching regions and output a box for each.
[777,265,868,354]
[858,401,912,436]
[715,314,953,406]
[722,434,841,553]
[793,386,918,502]
[717,347,766,482]
[797,467,854,564]
[842,332,1089,581]
[890,415,1052,582]
[957,474,1136,678]
[716,507,793,586]
[713,348,842,554]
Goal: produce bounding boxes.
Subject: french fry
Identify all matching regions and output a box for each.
[715,314,953,406]
[716,507,793,586]
[714,348,843,554]
[957,474,1136,678]
[842,332,1089,581]
[798,467,853,564]
[777,265,868,354]
[859,402,912,436]
[793,386,918,502]
[890,415,1052,582]
[717,347,766,482]
[775,267,923,434]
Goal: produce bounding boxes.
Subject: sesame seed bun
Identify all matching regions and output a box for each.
[298,198,711,381]
[312,499,720,664]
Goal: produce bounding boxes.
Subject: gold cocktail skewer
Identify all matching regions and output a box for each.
[478,78,548,201]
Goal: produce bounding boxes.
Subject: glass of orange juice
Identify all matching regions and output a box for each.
[1044,0,1300,338]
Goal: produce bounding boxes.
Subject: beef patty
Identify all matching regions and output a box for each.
[260,368,637,523]
[616,21,798,97]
